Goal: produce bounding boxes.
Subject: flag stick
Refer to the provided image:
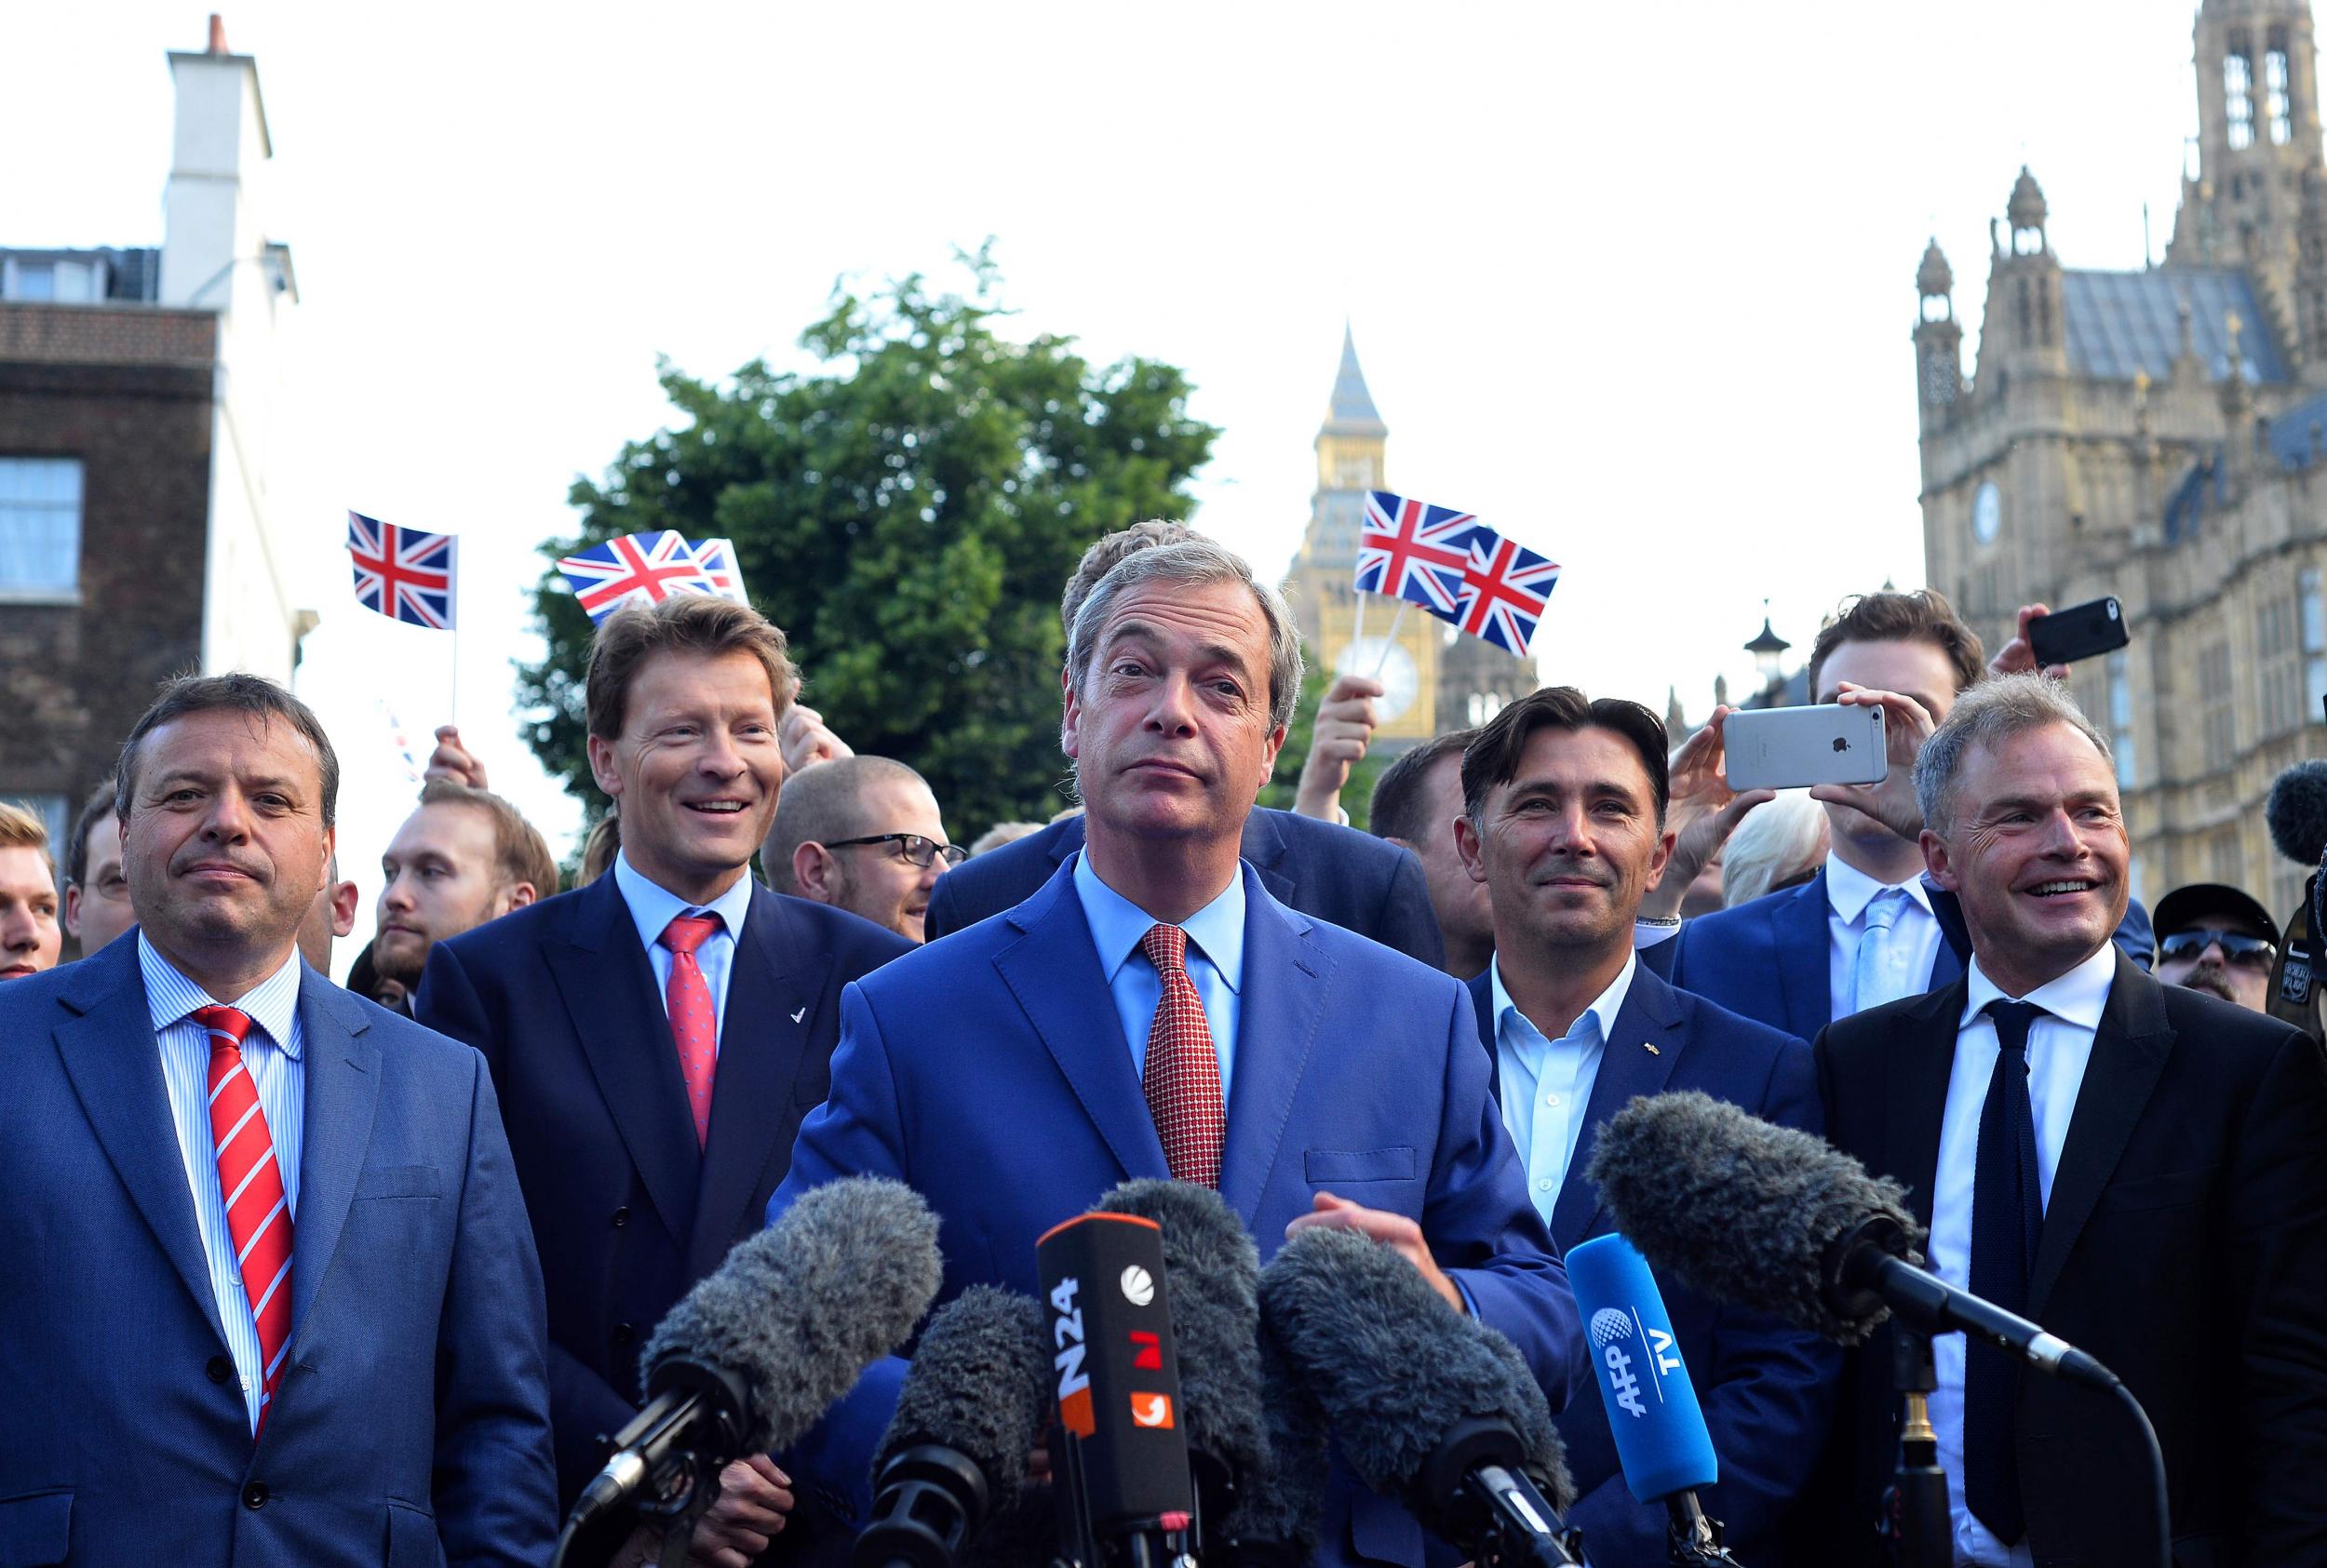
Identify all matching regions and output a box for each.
[1371,599,1409,680]
[1350,590,1366,665]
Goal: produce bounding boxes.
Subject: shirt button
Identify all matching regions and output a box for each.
[1536,1178,1553,1191]
[1545,1093,1561,1107]
[206,1356,233,1385]
[242,1481,270,1510]
[612,1321,636,1347]
[610,1206,630,1228]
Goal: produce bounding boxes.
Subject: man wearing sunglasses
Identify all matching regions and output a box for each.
[2153,882,2281,1012]
[765,756,962,944]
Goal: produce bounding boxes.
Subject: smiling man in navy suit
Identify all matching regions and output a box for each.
[1451,687,1835,1566]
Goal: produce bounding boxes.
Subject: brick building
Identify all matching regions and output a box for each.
[0,19,303,857]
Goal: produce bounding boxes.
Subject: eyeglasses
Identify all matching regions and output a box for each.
[826,833,967,869]
[2157,929,2277,971]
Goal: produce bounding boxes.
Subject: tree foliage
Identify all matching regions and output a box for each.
[518,249,1219,838]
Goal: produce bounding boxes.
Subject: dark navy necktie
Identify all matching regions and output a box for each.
[1964,998,2047,1545]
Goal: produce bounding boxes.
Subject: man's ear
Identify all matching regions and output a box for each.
[501,881,541,914]
[1061,673,1084,762]
[586,734,625,801]
[1452,814,1488,885]
[1643,826,1677,892]
[329,880,358,939]
[1920,828,1958,891]
[794,843,840,902]
[63,886,83,939]
[1257,722,1287,791]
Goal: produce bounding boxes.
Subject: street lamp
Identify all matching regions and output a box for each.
[1744,601,1791,695]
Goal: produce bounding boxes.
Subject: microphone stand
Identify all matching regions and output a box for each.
[1663,1492,1746,1566]
[1879,1329,1950,1568]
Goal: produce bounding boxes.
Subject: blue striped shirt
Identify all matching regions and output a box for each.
[139,934,306,1434]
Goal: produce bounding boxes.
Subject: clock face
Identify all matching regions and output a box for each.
[1972,480,2002,544]
[1336,637,1419,723]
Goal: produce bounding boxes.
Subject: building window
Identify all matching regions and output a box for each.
[0,458,83,596]
[2304,568,2327,720]
[2199,639,2237,762]
[2268,30,2294,145]
[2228,44,2257,151]
[2210,826,2244,887]
[2259,590,2304,734]
[2106,650,2138,786]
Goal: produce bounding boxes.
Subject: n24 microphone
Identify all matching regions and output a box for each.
[1567,1234,1744,1567]
[551,1176,944,1568]
[1036,1210,1196,1568]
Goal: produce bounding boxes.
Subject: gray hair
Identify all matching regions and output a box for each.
[1066,538,1305,735]
[1914,673,2113,840]
[1722,791,1830,907]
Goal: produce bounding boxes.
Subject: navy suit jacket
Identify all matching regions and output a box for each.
[0,937,556,1567]
[415,873,913,1506]
[1651,868,2154,1039]
[924,806,1447,968]
[1466,965,1837,1566]
[773,857,1581,1568]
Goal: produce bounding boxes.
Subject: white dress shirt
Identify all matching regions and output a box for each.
[1927,943,2115,1567]
[141,934,307,1433]
[1488,953,1634,1228]
[1073,851,1244,1103]
[1825,853,1944,1022]
[613,850,755,1051]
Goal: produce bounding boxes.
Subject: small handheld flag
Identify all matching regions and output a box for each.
[347,511,456,629]
[1456,528,1561,656]
[557,530,716,623]
[688,537,750,604]
[1354,490,1476,620]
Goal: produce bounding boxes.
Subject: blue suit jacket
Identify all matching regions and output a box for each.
[415,873,914,1506]
[1652,868,2154,1039]
[1466,965,1837,1566]
[0,936,556,1567]
[924,806,1448,969]
[773,858,1581,1568]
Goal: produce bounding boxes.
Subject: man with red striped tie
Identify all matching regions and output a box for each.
[0,674,555,1566]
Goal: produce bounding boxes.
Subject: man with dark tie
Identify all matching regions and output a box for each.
[416,595,913,1563]
[1812,675,2327,1565]
[0,674,555,1564]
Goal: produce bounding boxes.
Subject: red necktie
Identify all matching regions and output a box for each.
[1139,924,1225,1187]
[660,914,721,1147]
[193,1004,294,1438]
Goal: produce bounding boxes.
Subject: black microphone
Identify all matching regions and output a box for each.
[854,1286,1053,1568]
[2265,759,2327,1033]
[553,1176,944,1568]
[1585,1092,2119,1389]
[1096,1178,1323,1567]
[1257,1226,1582,1568]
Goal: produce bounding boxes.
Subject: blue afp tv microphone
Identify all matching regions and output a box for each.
[1567,1235,1744,1568]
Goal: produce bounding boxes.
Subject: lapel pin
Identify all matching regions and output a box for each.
[1642,1042,1661,1056]
[790,1007,807,1024]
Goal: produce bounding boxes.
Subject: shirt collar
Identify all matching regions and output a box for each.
[612,848,755,952]
[1823,851,1935,924]
[139,932,306,1059]
[1961,941,2117,1031]
[1071,851,1246,995]
[1489,951,1635,1049]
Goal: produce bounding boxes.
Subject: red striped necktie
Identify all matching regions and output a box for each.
[193,1004,294,1437]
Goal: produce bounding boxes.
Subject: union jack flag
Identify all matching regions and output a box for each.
[688,537,750,604]
[1455,528,1561,655]
[1355,491,1476,619]
[347,511,456,629]
[556,530,716,623]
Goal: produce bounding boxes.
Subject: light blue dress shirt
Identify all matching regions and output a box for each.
[1072,851,1244,1105]
[1489,952,1634,1229]
[1824,853,1944,1023]
[613,850,756,1052]
[141,934,306,1434]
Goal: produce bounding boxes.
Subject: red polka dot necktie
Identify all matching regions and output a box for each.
[659,913,722,1147]
[192,1004,294,1437]
[1138,924,1225,1187]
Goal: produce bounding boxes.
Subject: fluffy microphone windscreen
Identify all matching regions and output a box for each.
[1258,1226,1574,1515]
[1586,1091,1919,1347]
[642,1175,944,1453]
[2267,758,2327,864]
[876,1286,1051,1496]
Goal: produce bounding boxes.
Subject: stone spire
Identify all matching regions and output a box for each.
[1323,323,1388,439]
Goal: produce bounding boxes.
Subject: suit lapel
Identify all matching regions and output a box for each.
[1924,878,1970,989]
[545,876,702,1251]
[2030,954,2173,1314]
[1551,966,1686,1251]
[688,888,824,1278]
[287,973,382,1345]
[994,864,1171,1187]
[1882,983,1969,1229]
[1237,811,1297,907]
[1776,873,1834,1036]
[51,943,222,1336]
[1218,870,1326,1227]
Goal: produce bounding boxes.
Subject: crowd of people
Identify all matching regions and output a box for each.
[1,517,2320,1568]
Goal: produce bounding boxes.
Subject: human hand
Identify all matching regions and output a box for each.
[1643,706,1774,918]
[423,726,489,790]
[680,1454,794,1568]
[780,704,854,775]
[1987,604,2071,681]
[1293,675,1385,822]
[1809,683,1937,842]
[1285,1192,1462,1312]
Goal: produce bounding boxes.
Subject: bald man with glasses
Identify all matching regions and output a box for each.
[764,756,962,944]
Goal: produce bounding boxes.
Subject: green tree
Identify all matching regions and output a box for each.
[1258,654,1387,832]
[518,248,1219,837]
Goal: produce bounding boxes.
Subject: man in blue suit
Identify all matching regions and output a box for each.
[1650,591,2148,1038]
[924,516,1445,967]
[1450,687,1835,1566]
[417,595,913,1561]
[768,536,1582,1568]
[0,675,554,1566]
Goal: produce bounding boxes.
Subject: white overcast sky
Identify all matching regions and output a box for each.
[7,1,2217,964]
